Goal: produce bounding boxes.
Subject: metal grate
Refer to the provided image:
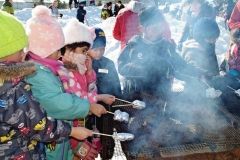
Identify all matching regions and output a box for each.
[159,112,240,158]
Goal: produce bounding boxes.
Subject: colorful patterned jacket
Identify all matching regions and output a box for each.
[0,62,72,160]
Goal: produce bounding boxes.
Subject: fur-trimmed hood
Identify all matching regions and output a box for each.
[0,62,36,82]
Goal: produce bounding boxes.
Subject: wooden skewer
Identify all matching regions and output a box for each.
[201,79,211,88]
[93,132,114,138]
[112,104,133,107]
[115,98,132,104]
[107,111,114,115]
[227,85,236,91]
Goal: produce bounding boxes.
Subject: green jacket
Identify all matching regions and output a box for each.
[1,1,14,15]
[26,63,90,160]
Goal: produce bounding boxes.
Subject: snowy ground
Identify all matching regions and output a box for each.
[14,4,231,159]
[15,5,230,66]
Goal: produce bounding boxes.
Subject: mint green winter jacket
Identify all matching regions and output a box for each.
[26,63,90,160]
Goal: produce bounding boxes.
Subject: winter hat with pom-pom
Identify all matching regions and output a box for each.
[63,19,95,46]
[0,10,28,58]
[26,5,64,58]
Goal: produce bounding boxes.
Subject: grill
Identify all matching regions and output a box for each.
[101,97,240,159]
[125,103,240,159]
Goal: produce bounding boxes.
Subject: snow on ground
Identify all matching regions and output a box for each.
[15,6,121,65]
[15,5,230,66]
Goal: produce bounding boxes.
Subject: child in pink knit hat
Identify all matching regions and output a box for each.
[25,5,107,160]
[0,10,96,160]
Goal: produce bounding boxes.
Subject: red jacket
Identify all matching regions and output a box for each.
[113,8,172,50]
[229,0,240,30]
[113,8,141,49]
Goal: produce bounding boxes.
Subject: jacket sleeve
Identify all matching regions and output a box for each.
[179,22,190,44]
[108,60,122,97]
[113,14,122,41]
[26,65,90,120]
[228,0,240,29]
[183,49,208,75]
[2,82,72,142]
[220,59,227,72]
[169,47,205,80]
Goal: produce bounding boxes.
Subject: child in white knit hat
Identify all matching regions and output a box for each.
[62,19,116,159]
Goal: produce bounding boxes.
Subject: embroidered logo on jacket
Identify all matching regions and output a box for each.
[17,95,28,105]
[0,100,7,108]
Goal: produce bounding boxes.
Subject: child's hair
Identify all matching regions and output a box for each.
[62,42,90,70]
[62,42,90,55]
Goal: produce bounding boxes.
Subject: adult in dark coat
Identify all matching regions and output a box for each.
[114,0,125,16]
[107,2,113,17]
[182,17,220,77]
[118,7,201,102]
[76,4,86,23]
[178,0,216,51]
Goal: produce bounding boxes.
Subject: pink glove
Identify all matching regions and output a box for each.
[76,140,98,160]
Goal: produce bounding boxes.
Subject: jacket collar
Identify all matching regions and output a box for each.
[0,62,36,83]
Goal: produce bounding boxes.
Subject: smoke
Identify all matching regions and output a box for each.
[126,75,231,156]
[120,27,230,160]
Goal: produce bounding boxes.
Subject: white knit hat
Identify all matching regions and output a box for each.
[63,19,95,46]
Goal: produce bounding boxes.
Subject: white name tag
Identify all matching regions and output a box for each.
[98,68,109,74]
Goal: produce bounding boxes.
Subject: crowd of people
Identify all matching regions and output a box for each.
[2,0,240,159]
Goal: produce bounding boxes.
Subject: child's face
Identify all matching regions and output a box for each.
[144,22,163,42]
[0,49,25,62]
[74,46,89,55]
[53,0,58,7]
[62,46,89,64]
[88,47,105,60]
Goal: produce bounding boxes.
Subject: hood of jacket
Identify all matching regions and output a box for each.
[0,62,36,83]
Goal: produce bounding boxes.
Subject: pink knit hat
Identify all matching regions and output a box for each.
[26,5,64,58]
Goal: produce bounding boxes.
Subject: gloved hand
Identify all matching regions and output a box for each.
[76,140,98,160]
[206,87,222,99]
[220,71,227,76]
[59,13,63,18]
[46,141,56,151]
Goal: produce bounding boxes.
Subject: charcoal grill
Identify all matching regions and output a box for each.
[102,98,240,160]
[125,106,240,160]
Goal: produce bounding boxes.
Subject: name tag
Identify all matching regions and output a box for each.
[98,68,108,74]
